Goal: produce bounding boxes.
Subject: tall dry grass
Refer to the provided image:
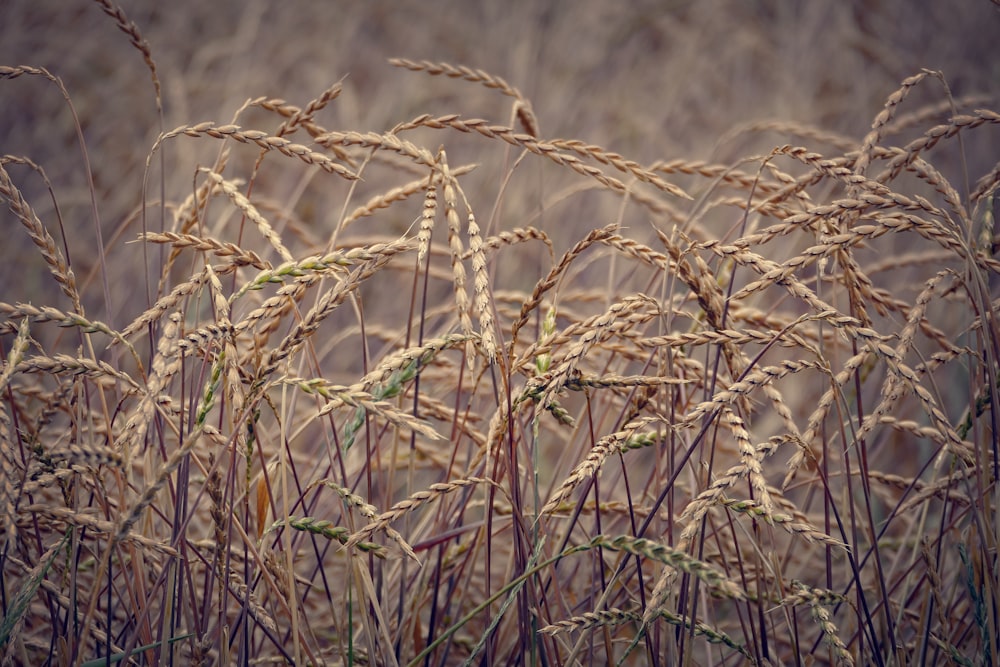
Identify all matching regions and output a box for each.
[1,1,999,665]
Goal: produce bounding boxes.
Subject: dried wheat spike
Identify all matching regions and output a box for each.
[272,516,386,558]
[439,154,476,366]
[344,477,492,555]
[895,467,977,514]
[855,71,938,181]
[538,608,641,635]
[878,108,1000,183]
[780,580,848,607]
[648,607,752,658]
[857,271,950,442]
[0,531,68,665]
[358,333,476,389]
[92,0,161,105]
[228,572,278,633]
[510,223,617,345]
[152,122,357,180]
[389,57,526,101]
[25,505,176,556]
[592,534,746,600]
[120,266,225,341]
[200,169,293,262]
[16,354,142,394]
[540,418,663,516]
[342,164,474,231]
[417,171,437,261]
[466,210,498,363]
[919,537,953,644]
[395,114,691,200]
[255,240,415,383]
[537,295,656,408]
[290,377,443,443]
[796,580,855,666]
[251,96,346,154]
[389,58,542,135]
[0,163,81,312]
[719,497,847,548]
[459,226,553,261]
[274,79,343,138]
[206,463,227,581]
[138,232,268,268]
[317,129,437,168]
[308,479,379,518]
[0,317,30,552]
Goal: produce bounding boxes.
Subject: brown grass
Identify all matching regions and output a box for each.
[1,1,998,665]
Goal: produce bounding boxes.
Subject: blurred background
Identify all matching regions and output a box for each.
[1,0,998,321]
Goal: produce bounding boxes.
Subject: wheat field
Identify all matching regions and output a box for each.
[1,1,999,665]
